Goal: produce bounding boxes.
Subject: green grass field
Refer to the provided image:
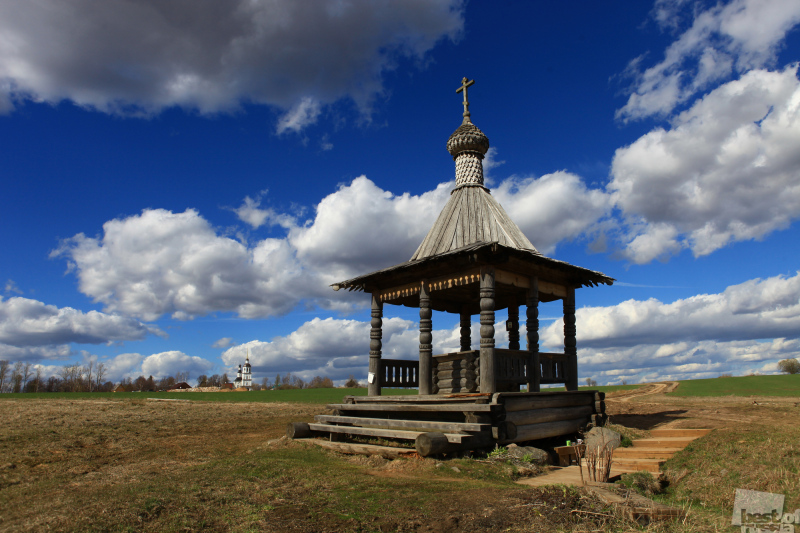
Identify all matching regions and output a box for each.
[0,383,637,402]
[669,374,800,397]
[0,387,417,403]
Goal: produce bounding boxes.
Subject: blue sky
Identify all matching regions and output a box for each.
[2,0,800,386]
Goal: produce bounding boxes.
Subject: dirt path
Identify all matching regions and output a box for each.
[605,381,679,403]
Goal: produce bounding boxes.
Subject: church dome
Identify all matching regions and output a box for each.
[446,118,489,159]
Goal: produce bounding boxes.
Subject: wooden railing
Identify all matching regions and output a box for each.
[538,352,568,384]
[379,359,419,388]
[377,350,567,393]
[495,349,529,384]
[494,350,568,386]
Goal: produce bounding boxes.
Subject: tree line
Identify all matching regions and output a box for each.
[0,358,362,393]
[0,360,111,393]
[195,372,356,390]
[117,371,192,392]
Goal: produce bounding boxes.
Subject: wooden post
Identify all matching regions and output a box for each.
[479,267,496,394]
[563,286,578,391]
[368,294,383,397]
[507,303,519,350]
[460,309,471,352]
[419,282,433,395]
[527,277,540,392]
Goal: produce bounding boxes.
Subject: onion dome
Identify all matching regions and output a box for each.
[446,117,490,160]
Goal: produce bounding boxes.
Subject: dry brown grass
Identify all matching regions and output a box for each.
[1,393,795,532]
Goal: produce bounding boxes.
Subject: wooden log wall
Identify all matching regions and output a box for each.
[432,351,479,394]
[496,390,607,445]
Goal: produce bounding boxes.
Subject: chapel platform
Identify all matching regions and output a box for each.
[287,389,606,457]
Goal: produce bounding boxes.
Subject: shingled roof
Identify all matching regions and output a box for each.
[411,184,538,261]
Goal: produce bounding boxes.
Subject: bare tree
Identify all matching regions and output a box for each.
[0,360,9,393]
[12,362,23,393]
[261,377,269,389]
[58,364,81,392]
[22,362,32,392]
[84,361,94,392]
[95,362,107,391]
[33,365,42,392]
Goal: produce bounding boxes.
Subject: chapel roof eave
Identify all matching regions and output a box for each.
[331,241,614,295]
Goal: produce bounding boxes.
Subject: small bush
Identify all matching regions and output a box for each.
[488,445,508,459]
[778,358,800,375]
[617,471,662,496]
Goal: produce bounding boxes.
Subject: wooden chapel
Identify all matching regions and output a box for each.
[333,78,613,397]
[287,79,614,457]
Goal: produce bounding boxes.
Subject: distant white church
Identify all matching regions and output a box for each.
[233,353,252,390]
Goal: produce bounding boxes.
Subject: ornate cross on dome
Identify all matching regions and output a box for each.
[456,77,475,118]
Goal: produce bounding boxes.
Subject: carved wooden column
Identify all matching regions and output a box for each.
[419,282,433,395]
[460,310,471,352]
[368,294,383,397]
[527,277,540,392]
[563,286,578,391]
[479,267,496,394]
[507,302,519,350]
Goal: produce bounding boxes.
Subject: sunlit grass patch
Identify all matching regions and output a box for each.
[669,374,800,397]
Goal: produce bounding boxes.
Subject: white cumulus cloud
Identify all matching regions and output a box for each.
[611,66,800,263]
[220,315,500,382]
[140,350,214,379]
[542,272,800,348]
[493,171,612,254]
[618,0,800,121]
[288,176,453,280]
[52,208,324,320]
[0,296,163,348]
[540,272,800,384]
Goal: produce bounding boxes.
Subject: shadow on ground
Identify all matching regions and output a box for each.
[609,410,689,429]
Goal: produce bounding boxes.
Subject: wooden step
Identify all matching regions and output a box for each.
[631,437,697,448]
[327,402,496,413]
[614,447,682,460]
[307,423,485,445]
[295,438,418,459]
[612,458,665,473]
[649,428,711,438]
[314,414,489,433]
